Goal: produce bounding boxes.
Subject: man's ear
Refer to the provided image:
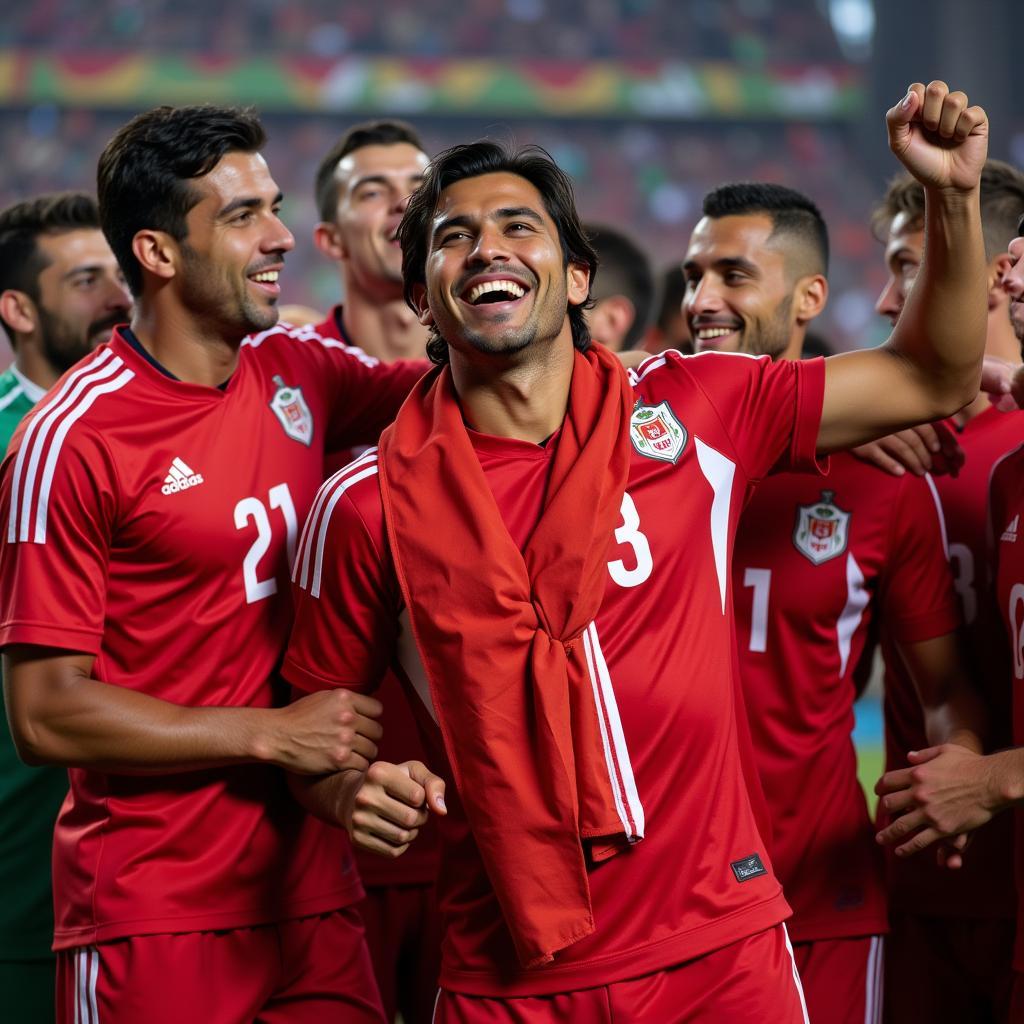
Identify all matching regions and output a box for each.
[990,252,1014,305]
[411,283,433,327]
[0,290,38,336]
[313,222,345,262]
[566,261,591,308]
[794,274,828,325]
[131,230,177,284]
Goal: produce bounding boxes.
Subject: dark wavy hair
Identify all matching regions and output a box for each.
[398,140,596,364]
[97,105,266,296]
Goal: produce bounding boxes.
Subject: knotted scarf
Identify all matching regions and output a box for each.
[378,343,639,968]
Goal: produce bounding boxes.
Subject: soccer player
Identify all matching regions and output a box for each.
[584,224,655,352]
[283,81,988,1021]
[0,191,131,1022]
[311,118,441,1024]
[0,106,428,1023]
[684,181,985,1024]
[881,219,1024,1023]
[872,161,1024,1024]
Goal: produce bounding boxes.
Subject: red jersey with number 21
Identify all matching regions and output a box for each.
[284,349,824,996]
[0,325,422,949]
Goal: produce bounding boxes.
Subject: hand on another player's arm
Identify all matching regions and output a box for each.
[874,744,1024,859]
[850,421,964,477]
[348,760,447,858]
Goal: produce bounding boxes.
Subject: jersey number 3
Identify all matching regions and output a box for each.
[234,483,298,604]
[608,492,653,588]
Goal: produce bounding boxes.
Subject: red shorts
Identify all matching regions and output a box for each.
[884,912,1014,1024]
[792,935,883,1024]
[56,908,385,1024]
[433,924,809,1023]
[360,882,442,1024]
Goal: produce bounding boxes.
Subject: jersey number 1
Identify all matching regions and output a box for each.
[234,483,298,604]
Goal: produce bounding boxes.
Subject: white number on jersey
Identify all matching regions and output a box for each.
[948,541,977,625]
[234,483,298,605]
[743,567,771,652]
[608,491,653,588]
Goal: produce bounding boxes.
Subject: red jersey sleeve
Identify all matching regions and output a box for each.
[0,422,117,654]
[282,455,399,694]
[880,474,961,643]
[642,350,825,480]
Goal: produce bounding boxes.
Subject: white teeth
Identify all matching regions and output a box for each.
[467,280,525,303]
[252,271,279,283]
[697,327,734,339]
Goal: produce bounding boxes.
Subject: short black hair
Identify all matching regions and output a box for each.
[97,105,266,296]
[0,192,100,340]
[873,159,1024,261]
[399,140,596,365]
[587,223,655,350]
[315,120,425,223]
[702,182,829,277]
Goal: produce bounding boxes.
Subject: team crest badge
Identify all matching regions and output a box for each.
[793,490,851,565]
[269,375,314,446]
[629,400,688,464]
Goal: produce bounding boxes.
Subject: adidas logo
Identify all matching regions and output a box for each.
[1002,515,1019,543]
[161,457,204,495]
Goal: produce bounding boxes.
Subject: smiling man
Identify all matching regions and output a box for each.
[0,105,430,1023]
[283,82,989,1022]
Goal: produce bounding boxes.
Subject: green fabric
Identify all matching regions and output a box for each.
[0,368,68,961]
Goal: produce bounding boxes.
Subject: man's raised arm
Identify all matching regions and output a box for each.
[818,81,989,453]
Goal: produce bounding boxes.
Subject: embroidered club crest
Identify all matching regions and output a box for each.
[269,375,314,446]
[793,490,850,565]
[629,400,688,464]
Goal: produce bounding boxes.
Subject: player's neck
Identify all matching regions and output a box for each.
[13,343,60,391]
[341,290,427,363]
[130,303,241,387]
[451,338,574,444]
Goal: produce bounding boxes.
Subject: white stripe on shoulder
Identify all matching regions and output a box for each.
[310,461,380,599]
[0,384,25,412]
[292,448,379,591]
[243,322,379,367]
[8,349,126,544]
[923,473,950,559]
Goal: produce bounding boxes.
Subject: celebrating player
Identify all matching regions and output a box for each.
[0,192,131,1022]
[684,180,986,1024]
[283,81,988,1021]
[311,118,441,1024]
[872,161,1024,1024]
[0,106,429,1023]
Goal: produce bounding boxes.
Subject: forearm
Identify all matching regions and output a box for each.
[888,188,986,412]
[288,767,364,828]
[988,747,1024,810]
[4,669,282,774]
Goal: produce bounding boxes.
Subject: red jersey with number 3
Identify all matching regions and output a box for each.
[882,406,1023,920]
[988,440,1024,970]
[734,453,959,944]
[284,349,824,996]
[0,325,423,949]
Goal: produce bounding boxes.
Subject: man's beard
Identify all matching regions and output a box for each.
[742,295,794,358]
[180,243,278,338]
[37,306,123,374]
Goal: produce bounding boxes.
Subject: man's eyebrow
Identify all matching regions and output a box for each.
[216,192,284,219]
[682,255,759,275]
[60,263,105,281]
[351,174,391,191]
[494,206,543,224]
[432,213,475,240]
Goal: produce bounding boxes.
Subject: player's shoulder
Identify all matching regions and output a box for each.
[989,439,1024,497]
[311,447,384,539]
[242,320,380,371]
[630,347,772,394]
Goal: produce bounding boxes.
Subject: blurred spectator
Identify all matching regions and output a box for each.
[586,223,655,352]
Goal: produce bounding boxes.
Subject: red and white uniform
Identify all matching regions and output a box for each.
[285,349,823,1003]
[882,407,1021,922]
[0,325,422,949]
[734,453,959,1024]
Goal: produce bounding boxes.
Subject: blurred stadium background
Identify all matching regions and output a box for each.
[1,0,1017,806]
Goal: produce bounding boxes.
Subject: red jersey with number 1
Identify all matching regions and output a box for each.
[734,453,959,943]
[285,349,825,996]
[0,325,423,949]
[882,406,1023,919]
[988,440,1024,970]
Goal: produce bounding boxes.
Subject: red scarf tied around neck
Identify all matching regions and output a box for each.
[378,343,641,969]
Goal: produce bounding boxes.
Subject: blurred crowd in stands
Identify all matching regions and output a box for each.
[5,0,842,64]
[0,105,888,356]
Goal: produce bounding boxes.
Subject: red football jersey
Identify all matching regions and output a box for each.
[0,325,423,948]
[881,406,1022,919]
[314,307,439,888]
[988,441,1024,971]
[284,349,825,996]
[734,453,959,944]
